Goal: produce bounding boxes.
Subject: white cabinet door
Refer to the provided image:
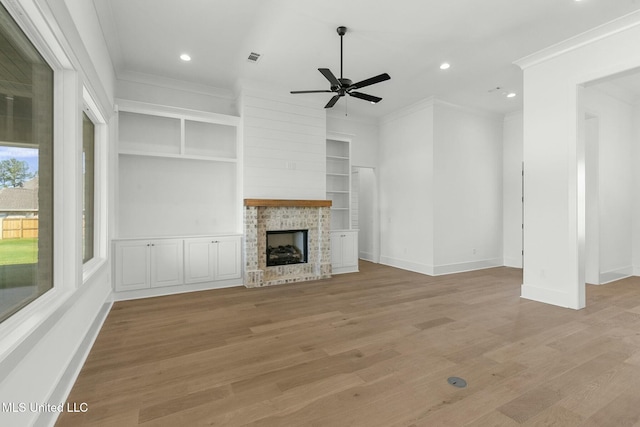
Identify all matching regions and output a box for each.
[341,231,358,267]
[115,241,150,291]
[184,236,241,284]
[330,232,344,268]
[150,239,184,288]
[330,231,358,274]
[215,236,241,281]
[184,238,215,284]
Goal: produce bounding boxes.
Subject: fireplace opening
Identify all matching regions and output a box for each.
[266,230,308,266]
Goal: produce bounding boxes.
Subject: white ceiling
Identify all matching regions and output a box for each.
[94,0,640,118]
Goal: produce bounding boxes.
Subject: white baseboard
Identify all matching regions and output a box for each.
[332,265,359,275]
[599,266,633,284]
[380,256,506,277]
[521,283,578,309]
[359,251,376,263]
[503,257,523,269]
[113,278,243,301]
[379,256,435,276]
[433,258,503,276]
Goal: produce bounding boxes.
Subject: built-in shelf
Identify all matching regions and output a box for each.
[116,99,241,240]
[326,138,352,231]
[119,149,237,163]
[244,199,332,208]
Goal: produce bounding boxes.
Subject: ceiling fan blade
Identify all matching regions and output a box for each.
[319,68,341,87]
[290,90,333,94]
[324,95,341,108]
[348,91,382,103]
[348,73,390,90]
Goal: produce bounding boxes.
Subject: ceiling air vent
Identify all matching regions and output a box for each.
[247,52,261,63]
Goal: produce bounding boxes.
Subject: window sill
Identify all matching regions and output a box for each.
[82,257,107,284]
[0,286,73,364]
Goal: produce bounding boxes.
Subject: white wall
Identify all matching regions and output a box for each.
[241,88,326,200]
[516,12,640,309]
[506,87,636,284]
[432,102,503,274]
[0,0,115,426]
[584,115,600,284]
[634,105,640,275]
[379,100,435,274]
[503,112,523,268]
[584,86,634,283]
[379,98,503,276]
[116,77,236,116]
[326,113,379,168]
[355,167,377,262]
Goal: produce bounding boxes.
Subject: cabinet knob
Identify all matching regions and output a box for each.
[147,244,150,247]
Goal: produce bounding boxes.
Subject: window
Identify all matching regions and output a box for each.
[0,2,54,322]
[82,111,95,264]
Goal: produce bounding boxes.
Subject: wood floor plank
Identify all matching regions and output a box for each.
[56,262,640,426]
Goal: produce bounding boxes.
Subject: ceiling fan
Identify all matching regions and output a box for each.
[290,26,390,109]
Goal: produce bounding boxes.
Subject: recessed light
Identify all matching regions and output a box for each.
[180,53,191,62]
[440,63,451,70]
[506,92,517,98]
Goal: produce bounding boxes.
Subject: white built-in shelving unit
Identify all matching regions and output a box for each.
[113,99,243,297]
[326,136,358,274]
[326,138,351,230]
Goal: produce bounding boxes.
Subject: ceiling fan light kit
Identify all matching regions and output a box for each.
[290,26,390,109]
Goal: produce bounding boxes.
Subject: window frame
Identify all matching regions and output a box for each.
[0,0,86,357]
[81,88,107,283]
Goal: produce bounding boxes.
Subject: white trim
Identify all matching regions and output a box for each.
[380,256,435,276]
[380,97,435,124]
[521,284,576,309]
[82,87,109,283]
[432,258,503,276]
[503,257,523,269]
[515,10,640,69]
[34,300,112,427]
[332,265,359,275]
[359,251,376,263]
[0,288,72,363]
[116,98,240,125]
[326,131,355,142]
[112,279,243,302]
[2,0,72,70]
[118,70,235,100]
[598,266,633,285]
[431,98,503,121]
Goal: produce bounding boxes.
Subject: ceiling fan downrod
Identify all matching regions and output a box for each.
[338,26,346,79]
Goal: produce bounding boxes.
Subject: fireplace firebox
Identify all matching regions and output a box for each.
[266,230,308,266]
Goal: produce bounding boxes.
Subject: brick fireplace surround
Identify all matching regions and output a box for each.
[244,199,332,287]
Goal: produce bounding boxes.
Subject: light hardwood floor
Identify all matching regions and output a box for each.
[57,261,640,426]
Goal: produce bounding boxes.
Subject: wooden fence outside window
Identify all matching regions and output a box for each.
[1,218,39,239]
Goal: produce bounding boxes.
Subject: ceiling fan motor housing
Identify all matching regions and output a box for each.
[289,24,390,108]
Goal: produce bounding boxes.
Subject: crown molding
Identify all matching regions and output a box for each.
[515,9,640,70]
[117,70,235,100]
